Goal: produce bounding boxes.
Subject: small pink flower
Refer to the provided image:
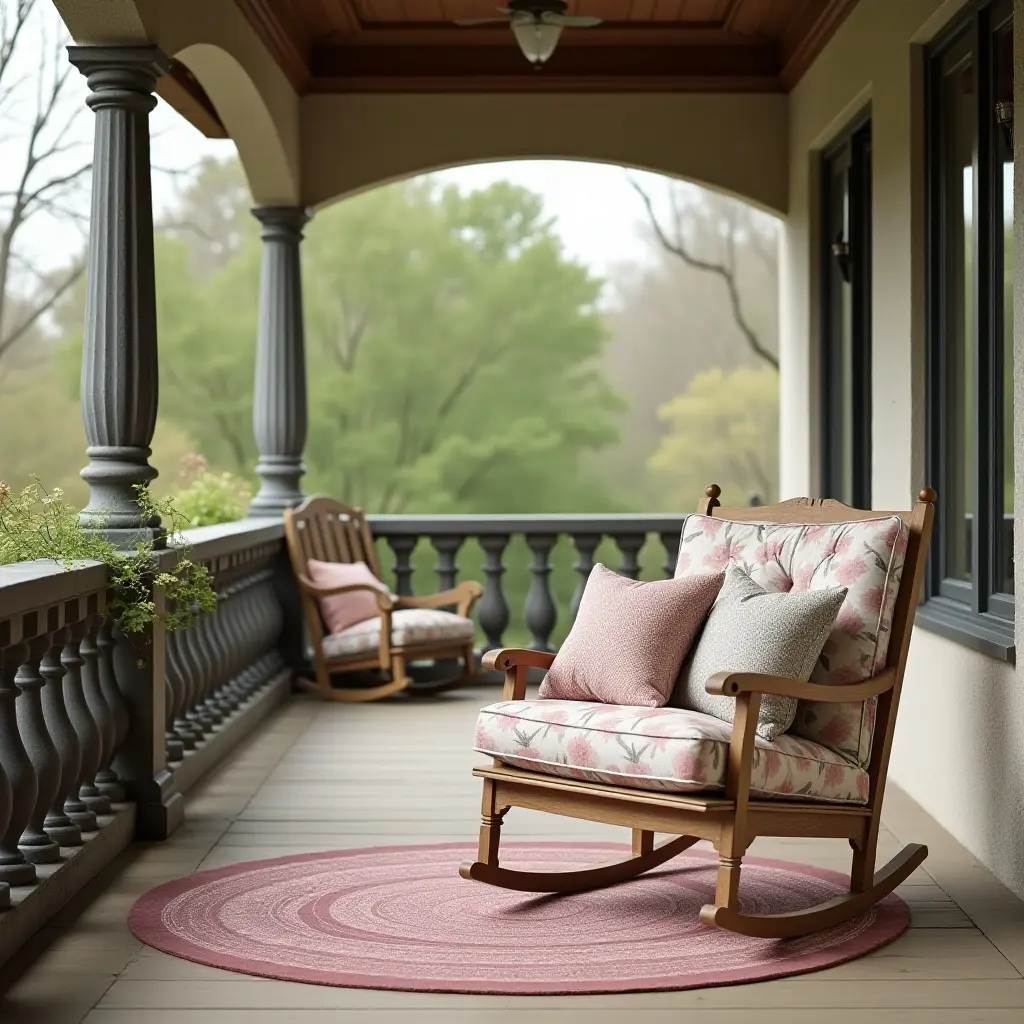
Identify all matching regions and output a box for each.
[703,540,744,571]
[821,713,855,746]
[835,556,869,585]
[673,749,705,782]
[515,745,541,759]
[856,773,870,801]
[835,533,855,556]
[475,724,493,748]
[791,567,814,592]
[753,541,784,564]
[702,518,726,535]
[837,605,864,633]
[566,735,596,767]
[624,763,652,776]
[762,750,782,778]
[804,525,831,542]
[777,776,795,794]
[496,715,518,732]
[860,585,885,615]
[675,552,692,574]
[794,756,812,772]
[824,762,847,788]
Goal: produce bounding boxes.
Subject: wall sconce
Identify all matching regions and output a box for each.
[996,101,1013,152]
[831,235,851,283]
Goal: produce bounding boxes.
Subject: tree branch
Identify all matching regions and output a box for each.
[629,177,779,371]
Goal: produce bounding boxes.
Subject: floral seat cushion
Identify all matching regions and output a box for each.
[321,608,474,659]
[674,514,908,767]
[475,699,869,805]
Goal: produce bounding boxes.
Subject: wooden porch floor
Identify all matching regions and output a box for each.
[2,688,1024,1023]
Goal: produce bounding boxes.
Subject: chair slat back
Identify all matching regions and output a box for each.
[284,495,382,582]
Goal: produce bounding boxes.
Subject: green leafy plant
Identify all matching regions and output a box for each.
[171,452,252,527]
[0,478,216,633]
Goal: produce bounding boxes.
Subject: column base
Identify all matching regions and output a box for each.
[82,791,113,815]
[66,805,99,833]
[0,857,38,887]
[19,836,61,865]
[44,819,83,847]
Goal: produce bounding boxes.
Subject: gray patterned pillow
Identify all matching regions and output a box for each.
[673,566,847,740]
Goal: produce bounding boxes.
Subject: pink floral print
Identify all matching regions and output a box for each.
[673,514,908,768]
[476,700,868,804]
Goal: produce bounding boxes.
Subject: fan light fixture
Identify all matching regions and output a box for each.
[511,15,563,67]
[454,2,602,69]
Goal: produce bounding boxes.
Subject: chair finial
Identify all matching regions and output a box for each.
[705,484,721,500]
[918,487,937,503]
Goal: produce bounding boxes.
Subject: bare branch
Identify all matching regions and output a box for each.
[629,176,779,371]
[0,262,84,359]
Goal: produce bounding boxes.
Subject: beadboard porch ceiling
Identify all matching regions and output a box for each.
[229,0,860,93]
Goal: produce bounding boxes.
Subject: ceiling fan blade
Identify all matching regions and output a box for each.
[453,17,508,25]
[548,14,603,27]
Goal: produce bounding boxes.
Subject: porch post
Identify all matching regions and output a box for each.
[249,206,311,516]
[68,45,170,544]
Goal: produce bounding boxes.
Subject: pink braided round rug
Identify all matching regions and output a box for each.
[128,842,910,994]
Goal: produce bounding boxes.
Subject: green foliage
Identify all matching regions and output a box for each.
[649,365,780,507]
[0,479,216,633]
[171,453,252,526]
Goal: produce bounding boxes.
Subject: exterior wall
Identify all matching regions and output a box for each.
[786,0,1024,898]
[299,92,789,214]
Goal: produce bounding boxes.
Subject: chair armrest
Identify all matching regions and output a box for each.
[482,647,556,701]
[394,581,483,617]
[297,575,395,611]
[705,667,898,703]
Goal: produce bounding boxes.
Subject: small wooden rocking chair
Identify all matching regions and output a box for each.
[284,495,483,702]
[462,486,935,938]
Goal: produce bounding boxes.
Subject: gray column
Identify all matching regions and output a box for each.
[68,46,170,543]
[249,206,311,516]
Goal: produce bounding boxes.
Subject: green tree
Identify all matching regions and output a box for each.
[648,364,779,507]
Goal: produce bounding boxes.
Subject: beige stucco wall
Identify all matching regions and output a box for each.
[786,0,1024,898]
[299,92,789,214]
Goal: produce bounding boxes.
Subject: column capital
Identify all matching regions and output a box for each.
[252,205,311,243]
[67,46,170,112]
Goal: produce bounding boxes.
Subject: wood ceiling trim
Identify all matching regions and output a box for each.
[233,0,311,89]
[308,40,782,92]
[156,60,229,139]
[779,0,860,88]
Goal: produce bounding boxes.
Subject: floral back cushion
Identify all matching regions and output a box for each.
[674,513,908,766]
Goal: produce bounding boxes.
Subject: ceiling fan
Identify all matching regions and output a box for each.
[454,1,603,68]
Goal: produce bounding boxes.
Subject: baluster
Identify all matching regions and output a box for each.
[431,535,463,592]
[79,626,113,814]
[202,588,234,716]
[16,640,61,864]
[94,624,128,799]
[660,530,681,578]
[78,627,112,815]
[524,534,558,653]
[39,634,82,848]
[477,535,510,650]
[215,580,245,704]
[193,611,224,725]
[386,535,417,596]
[230,574,261,696]
[265,573,285,674]
[569,533,601,624]
[0,642,38,885]
[62,626,98,832]
[166,630,198,750]
[615,533,646,581]
[183,617,216,733]
[163,629,187,761]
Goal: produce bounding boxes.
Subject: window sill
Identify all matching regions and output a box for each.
[916,597,1015,663]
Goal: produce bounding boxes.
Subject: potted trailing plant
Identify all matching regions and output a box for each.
[0,479,216,633]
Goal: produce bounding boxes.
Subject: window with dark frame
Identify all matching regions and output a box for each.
[920,0,1015,660]
[821,116,872,508]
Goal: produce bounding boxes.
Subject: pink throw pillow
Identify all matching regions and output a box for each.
[539,564,724,707]
[306,559,390,635]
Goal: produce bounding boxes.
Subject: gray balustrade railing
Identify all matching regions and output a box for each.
[368,514,691,652]
[0,519,295,965]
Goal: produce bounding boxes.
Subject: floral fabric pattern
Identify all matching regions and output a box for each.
[674,514,907,767]
[322,608,474,659]
[475,699,869,804]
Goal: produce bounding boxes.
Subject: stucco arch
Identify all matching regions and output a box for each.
[174,43,298,206]
[300,92,789,216]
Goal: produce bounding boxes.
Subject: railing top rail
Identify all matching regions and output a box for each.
[175,518,285,562]
[366,513,690,536]
[0,558,107,621]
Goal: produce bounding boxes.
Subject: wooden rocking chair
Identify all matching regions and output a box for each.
[284,496,483,702]
[462,486,935,939]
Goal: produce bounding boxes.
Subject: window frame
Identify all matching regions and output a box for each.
[918,0,1015,661]
[820,112,873,509]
